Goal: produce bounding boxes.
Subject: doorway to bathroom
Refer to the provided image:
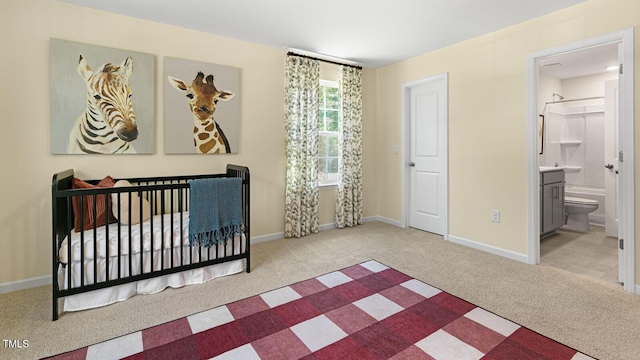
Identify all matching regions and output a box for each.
[526,29,636,294]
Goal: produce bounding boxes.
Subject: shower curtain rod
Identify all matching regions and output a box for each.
[545,96,604,105]
[540,95,605,116]
[287,52,363,70]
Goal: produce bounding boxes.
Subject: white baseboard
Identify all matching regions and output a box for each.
[374,216,403,228]
[362,216,378,223]
[251,231,285,244]
[636,284,640,296]
[448,235,528,263]
[318,216,383,229]
[250,216,387,244]
[319,223,336,231]
[250,225,336,244]
[0,275,51,294]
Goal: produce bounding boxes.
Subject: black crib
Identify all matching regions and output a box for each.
[51,164,250,320]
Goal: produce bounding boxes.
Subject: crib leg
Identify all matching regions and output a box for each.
[52,295,58,321]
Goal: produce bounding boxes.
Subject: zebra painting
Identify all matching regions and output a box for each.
[67,54,138,154]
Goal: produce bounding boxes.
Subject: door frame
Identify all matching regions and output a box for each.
[401,73,449,239]
[525,28,636,294]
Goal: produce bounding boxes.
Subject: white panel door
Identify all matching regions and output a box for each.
[408,75,447,235]
[604,79,619,239]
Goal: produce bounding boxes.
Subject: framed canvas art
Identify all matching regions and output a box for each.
[164,57,240,154]
[50,38,155,154]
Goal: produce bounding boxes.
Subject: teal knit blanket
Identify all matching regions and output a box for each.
[188,178,242,247]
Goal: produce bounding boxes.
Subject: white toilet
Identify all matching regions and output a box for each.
[563,197,599,232]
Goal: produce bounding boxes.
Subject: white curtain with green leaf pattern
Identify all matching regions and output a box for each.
[284,56,320,238]
[335,65,363,228]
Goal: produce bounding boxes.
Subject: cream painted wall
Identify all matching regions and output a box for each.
[0,0,377,284]
[361,68,379,223]
[375,0,640,282]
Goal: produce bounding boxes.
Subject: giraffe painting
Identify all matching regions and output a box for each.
[168,72,236,154]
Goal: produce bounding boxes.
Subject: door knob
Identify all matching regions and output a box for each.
[605,164,614,169]
[409,162,415,167]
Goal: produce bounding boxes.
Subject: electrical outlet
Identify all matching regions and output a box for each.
[491,210,500,223]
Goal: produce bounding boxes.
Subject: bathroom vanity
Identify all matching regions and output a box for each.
[540,167,565,237]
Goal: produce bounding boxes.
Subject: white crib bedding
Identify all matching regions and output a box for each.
[57,211,245,312]
[59,260,244,312]
[60,212,191,264]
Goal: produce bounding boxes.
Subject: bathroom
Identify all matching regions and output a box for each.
[537,43,620,285]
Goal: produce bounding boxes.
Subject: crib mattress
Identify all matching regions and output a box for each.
[59,212,197,263]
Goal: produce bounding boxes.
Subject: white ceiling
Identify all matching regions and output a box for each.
[539,43,619,79]
[59,0,587,68]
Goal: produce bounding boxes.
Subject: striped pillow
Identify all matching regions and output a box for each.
[72,176,118,232]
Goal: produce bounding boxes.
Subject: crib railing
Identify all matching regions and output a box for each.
[50,164,250,320]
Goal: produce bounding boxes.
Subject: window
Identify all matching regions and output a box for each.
[318,80,339,186]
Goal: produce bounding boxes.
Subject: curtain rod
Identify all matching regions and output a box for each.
[545,96,604,105]
[287,52,362,70]
[541,95,604,116]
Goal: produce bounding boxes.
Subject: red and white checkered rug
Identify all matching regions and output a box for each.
[48,260,595,360]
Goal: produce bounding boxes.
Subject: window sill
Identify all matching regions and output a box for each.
[319,183,338,190]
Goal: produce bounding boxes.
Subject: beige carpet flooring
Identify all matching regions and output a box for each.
[2,221,640,360]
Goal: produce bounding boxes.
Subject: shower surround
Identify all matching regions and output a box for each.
[544,103,605,226]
